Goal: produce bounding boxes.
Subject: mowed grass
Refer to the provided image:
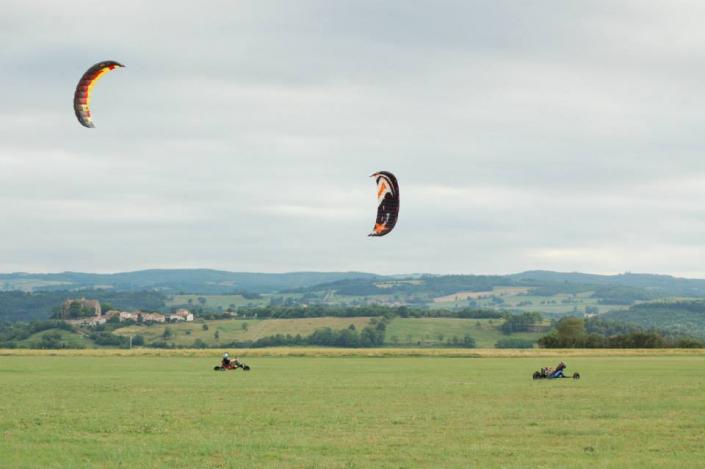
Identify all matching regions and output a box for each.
[385,318,546,347]
[2,355,705,468]
[113,317,372,346]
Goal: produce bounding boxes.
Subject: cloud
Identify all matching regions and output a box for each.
[2,1,705,275]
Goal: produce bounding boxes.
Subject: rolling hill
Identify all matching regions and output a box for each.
[0,270,381,294]
[5,269,705,334]
[604,300,705,337]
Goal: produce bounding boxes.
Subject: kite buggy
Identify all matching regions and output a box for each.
[214,352,250,371]
[532,361,580,380]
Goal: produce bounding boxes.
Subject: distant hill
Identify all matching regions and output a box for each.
[290,275,514,297]
[509,271,705,296]
[4,269,705,297]
[604,300,705,337]
[5,268,705,328]
[292,271,705,302]
[0,270,381,294]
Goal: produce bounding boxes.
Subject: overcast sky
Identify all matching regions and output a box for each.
[3,1,705,276]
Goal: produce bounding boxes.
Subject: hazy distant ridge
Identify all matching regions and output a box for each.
[0,269,382,294]
[4,269,705,296]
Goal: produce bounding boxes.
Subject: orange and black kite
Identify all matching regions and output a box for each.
[73,60,124,128]
[369,171,399,237]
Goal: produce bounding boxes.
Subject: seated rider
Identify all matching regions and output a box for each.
[550,361,566,378]
[221,352,231,368]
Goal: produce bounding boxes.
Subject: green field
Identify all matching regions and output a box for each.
[110,317,542,348]
[2,354,705,468]
[113,317,372,346]
[16,328,95,348]
[385,317,547,347]
[10,317,545,349]
[432,291,629,316]
[165,290,632,316]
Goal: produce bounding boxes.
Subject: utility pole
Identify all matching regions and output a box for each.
[129,335,132,349]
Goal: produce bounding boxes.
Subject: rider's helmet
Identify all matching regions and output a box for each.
[223,352,229,358]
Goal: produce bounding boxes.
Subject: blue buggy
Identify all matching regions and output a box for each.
[532,362,580,380]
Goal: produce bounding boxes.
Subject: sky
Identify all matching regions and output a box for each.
[3,1,705,276]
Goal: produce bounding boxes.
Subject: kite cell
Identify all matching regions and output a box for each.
[369,171,399,237]
[73,60,124,128]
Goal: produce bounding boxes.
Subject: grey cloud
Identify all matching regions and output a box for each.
[2,1,705,275]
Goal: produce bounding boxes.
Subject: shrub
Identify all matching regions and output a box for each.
[673,338,705,348]
[500,312,542,335]
[461,335,476,348]
[89,332,129,347]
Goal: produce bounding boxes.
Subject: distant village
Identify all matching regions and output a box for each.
[57,298,194,326]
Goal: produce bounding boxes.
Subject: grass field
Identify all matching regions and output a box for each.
[385,318,546,347]
[2,352,705,468]
[163,291,636,318]
[113,317,372,346]
[432,286,531,303]
[15,328,95,348]
[430,290,630,316]
[110,317,539,348]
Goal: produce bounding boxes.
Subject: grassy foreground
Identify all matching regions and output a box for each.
[1,354,705,468]
[3,347,705,358]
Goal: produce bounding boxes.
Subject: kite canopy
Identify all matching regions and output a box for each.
[369,171,399,237]
[73,60,124,128]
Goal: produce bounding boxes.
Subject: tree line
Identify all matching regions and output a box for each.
[538,317,705,348]
[232,305,507,320]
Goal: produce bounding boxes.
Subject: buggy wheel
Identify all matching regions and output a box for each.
[532,371,541,380]
[573,372,580,380]
[214,366,222,371]
[243,365,251,371]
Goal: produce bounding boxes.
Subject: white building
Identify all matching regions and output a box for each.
[172,309,194,321]
[119,311,140,321]
[141,312,166,323]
